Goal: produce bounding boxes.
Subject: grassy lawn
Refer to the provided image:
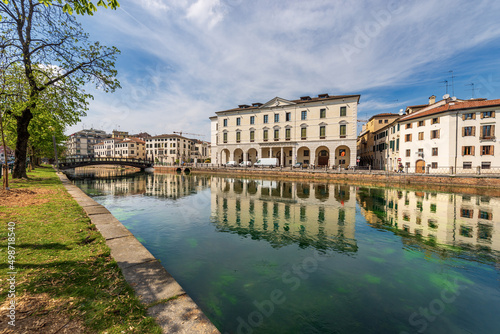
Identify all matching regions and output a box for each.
[0,166,162,333]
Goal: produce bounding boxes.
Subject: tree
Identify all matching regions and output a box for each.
[1,1,120,18]
[0,0,120,178]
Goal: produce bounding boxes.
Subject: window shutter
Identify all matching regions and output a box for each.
[493,111,496,118]
[480,126,483,138]
[437,130,440,139]
[492,125,495,137]
[472,126,476,136]
[462,146,465,156]
[472,146,475,156]
[492,145,495,155]
[472,113,476,119]
[462,127,465,136]
[480,112,484,119]
[462,114,465,120]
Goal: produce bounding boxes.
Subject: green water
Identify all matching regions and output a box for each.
[69,171,500,334]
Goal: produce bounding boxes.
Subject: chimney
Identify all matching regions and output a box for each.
[429,95,436,105]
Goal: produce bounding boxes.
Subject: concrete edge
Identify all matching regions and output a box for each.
[56,172,220,334]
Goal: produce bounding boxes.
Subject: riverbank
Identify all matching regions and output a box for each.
[154,166,500,197]
[0,166,218,333]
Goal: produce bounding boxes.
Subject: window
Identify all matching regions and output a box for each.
[418,120,424,127]
[481,145,494,155]
[340,106,347,117]
[285,128,291,140]
[274,114,279,123]
[463,126,475,136]
[481,111,495,118]
[301,127,307,139]
[236,132,241,143]
[431,162,438,169]
[301,110,307,120]
[396,138,399,151]
[463,162,472,169]
[432,147,438,156]
[263,115,269,123]
[463,113,475,120]
[480,125,495,139]
[223,119,228,127]
[320,126,326,138]
[320,108,326,118]
[384,119,388,123]
[274,129,279,140]
[263,130,268,141]
[431,129,440,139]
[418,132,424,140]
[479,210,492,220]
[481,161,491,169]
[286,112,291,121]
[462,146,474,155]
[236,117,241,126]
[406,149,411,157]
[405,134,412,142]
[223,132,227,143]
[339,124,347,137]
[250,116,255,125]
[405,123,412,129]
[461,209,474,218]
[249,130,255,142]
[304,150,309,156]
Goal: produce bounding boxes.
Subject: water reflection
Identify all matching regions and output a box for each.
[357,188,500,258]
[211,178,357,253]
[68,169,500,257]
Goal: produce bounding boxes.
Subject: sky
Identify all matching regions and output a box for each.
[67,0,500,139]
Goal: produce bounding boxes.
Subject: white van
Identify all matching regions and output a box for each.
[239,161,252,167]
[254,158,279,168]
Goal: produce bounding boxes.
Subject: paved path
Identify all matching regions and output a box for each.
[57,173,220,334]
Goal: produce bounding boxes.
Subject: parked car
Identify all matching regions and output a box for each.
[239,161,252,167]
[293,162,303,168]
[225,161,238,167]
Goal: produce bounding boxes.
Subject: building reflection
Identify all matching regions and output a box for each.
[211,178,358,253]
[357,188,500,255]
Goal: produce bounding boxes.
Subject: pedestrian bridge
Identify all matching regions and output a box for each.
[58,157,154,170]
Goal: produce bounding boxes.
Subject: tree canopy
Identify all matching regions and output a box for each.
[0,0,120,178]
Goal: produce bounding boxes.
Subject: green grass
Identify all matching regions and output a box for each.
[0,166,162,333]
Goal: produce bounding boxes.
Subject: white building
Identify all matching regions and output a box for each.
[399,97,500,173]
[145,134,209,164]
[210,94,360,167]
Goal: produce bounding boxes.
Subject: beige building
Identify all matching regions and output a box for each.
[66,129,109,158]
[372,118,400,171]
[145,134,209,164]
[210,94,360,167]
[94,137,146,159]
[357,113,401,167]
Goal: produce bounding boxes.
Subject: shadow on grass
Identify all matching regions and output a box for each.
[14,243,72,250]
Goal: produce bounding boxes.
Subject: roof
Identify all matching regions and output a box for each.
[400,99,500,121]
[149,134,191,141]
[367,113,401,121]
[215,94,361,114]
[117,137,145,144]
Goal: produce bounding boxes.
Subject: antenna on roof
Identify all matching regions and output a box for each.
[398,109,404,116]
[439,80,449,95]
[465,83,475,99]
[449,70,455,97]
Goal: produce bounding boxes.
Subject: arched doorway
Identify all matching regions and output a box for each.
[315,146,330,166]
[335,146,351,168]
[247,148,258,164]
[297,146,311,165]
[416,160,425,173]
[234,149,244,163]
[221,149,230,164]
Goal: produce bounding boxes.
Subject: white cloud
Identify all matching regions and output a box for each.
[138,0,169,13]
[69,0,500,137]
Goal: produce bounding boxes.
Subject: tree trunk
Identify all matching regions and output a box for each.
[13,110,33,178]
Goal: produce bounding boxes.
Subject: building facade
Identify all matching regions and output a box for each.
[399,97,500,173]
[94,137,146,159]
[66,129,109,158]
[145,134,209,164]
[210,94,360,167]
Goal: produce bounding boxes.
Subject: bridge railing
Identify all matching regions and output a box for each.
[58,157,154,165]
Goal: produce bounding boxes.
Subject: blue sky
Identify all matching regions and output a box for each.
[67,0,500,139]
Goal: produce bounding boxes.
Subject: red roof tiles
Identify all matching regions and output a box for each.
[400,99,500,121]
